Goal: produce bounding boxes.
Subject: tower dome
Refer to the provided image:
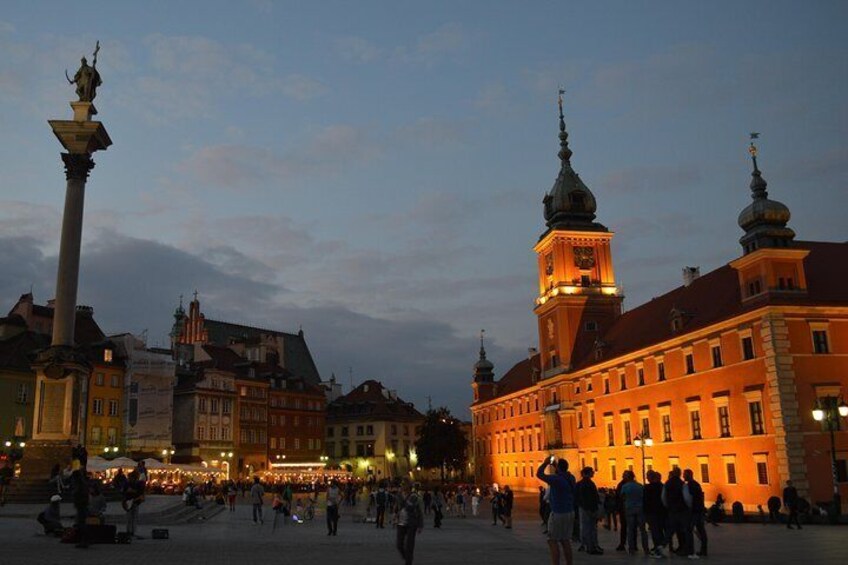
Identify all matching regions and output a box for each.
[542,91,606,233]
[738,137,795,254]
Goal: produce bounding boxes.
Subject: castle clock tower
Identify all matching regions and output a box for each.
[534,93,622,377]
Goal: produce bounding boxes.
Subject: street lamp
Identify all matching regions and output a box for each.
[162,446,175,464]
[633,434,653,483]
[811,396,848,520]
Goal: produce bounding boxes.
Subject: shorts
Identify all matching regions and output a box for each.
[547,511,575,541]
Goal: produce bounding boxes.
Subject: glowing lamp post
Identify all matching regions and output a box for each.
[633,434,653,483]
[812,396,848,520]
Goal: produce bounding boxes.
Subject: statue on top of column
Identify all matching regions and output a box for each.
[65,41,102,102]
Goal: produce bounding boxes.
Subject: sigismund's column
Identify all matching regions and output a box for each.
[23,45,111,478]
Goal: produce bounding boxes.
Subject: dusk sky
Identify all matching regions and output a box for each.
[1,1,846,417]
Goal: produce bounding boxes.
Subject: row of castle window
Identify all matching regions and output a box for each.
[478,425,544,456]
[579,399,765,444]
[492,453,772,487]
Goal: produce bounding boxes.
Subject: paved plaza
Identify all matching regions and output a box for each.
[1,495,846,565]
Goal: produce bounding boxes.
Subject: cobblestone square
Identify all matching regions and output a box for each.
[1,495,846,565]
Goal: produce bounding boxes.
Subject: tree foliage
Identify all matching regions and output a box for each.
[414,407,468,481]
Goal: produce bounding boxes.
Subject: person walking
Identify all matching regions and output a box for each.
[783,480,802,529]
[603,487,618,531]
[502,486,514,529]
[375,484,388,528]
[396,482,425,565]
[227,480,237,512]
[432,487,445,528]
[422,489,432,515]
[250,476,264,525]
[326,481,341,535]
[490,488,501,525]
[662,468,695,559]
[643,471,667,558]
[71,470,89,549]
[683,469,708,557]
[536,458,577,565]
[575,467,602,555]
[614,476,628,551]
[620,470,649,556]
[472,489,480,517]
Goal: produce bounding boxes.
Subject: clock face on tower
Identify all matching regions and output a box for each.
[573,246,595,269]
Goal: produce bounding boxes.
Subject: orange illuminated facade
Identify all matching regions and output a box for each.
[471,106,848,511]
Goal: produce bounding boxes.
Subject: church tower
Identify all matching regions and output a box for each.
[534,93,622,376]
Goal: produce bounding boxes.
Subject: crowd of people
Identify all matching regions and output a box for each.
[36,445,148,548]
[533,457,817,565]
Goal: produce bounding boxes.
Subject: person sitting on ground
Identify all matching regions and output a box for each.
[37,494,63,536]
[88,482,107,523]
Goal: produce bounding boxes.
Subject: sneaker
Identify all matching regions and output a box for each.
[650,550,665,560]
[688,555,701,560]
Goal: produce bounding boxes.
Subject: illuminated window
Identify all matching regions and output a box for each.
[103,349,113,363]
[623,420,632,445]
[90,426,102,444]
[108,399,118,417]
[662,414,672,442]
[690,410,702,440]
[749,401,765,435]
[641,416,650,437]
[606,422,615,446]
[93,398,103,415]
[718,406,731,437]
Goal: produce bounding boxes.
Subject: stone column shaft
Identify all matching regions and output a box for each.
[51,153,94,347]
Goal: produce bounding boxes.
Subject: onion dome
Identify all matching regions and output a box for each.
[473,330,494,383]
[543,91,607,233]
[738,136,794,254]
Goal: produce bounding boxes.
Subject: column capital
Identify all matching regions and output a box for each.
[61,153,95,182]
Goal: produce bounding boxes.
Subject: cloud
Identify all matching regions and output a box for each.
[0,232,501,416]
[280,73,327,101]
[392,23,467,66]
[598,164,702,194]
[178,124,383,190]
[474,83,508,111]
[335,36,382,63]
[395,116,469,148]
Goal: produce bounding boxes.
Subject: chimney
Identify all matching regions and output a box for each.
[76,305,94,316]
[682,266,700,287]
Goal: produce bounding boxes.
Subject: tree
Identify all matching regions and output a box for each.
[414,407,468,482]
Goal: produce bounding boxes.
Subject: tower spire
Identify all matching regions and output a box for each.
[557,87,572,163]
[748,132,768,200]
[479,328,487,359]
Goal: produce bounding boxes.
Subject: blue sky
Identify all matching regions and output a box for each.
[1,1,846,417]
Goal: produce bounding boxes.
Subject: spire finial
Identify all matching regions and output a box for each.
[193,289,198,301]
[557,87,572,163]
[748,132,768,200]
[479,328,487,359]
[179,294,183,309]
